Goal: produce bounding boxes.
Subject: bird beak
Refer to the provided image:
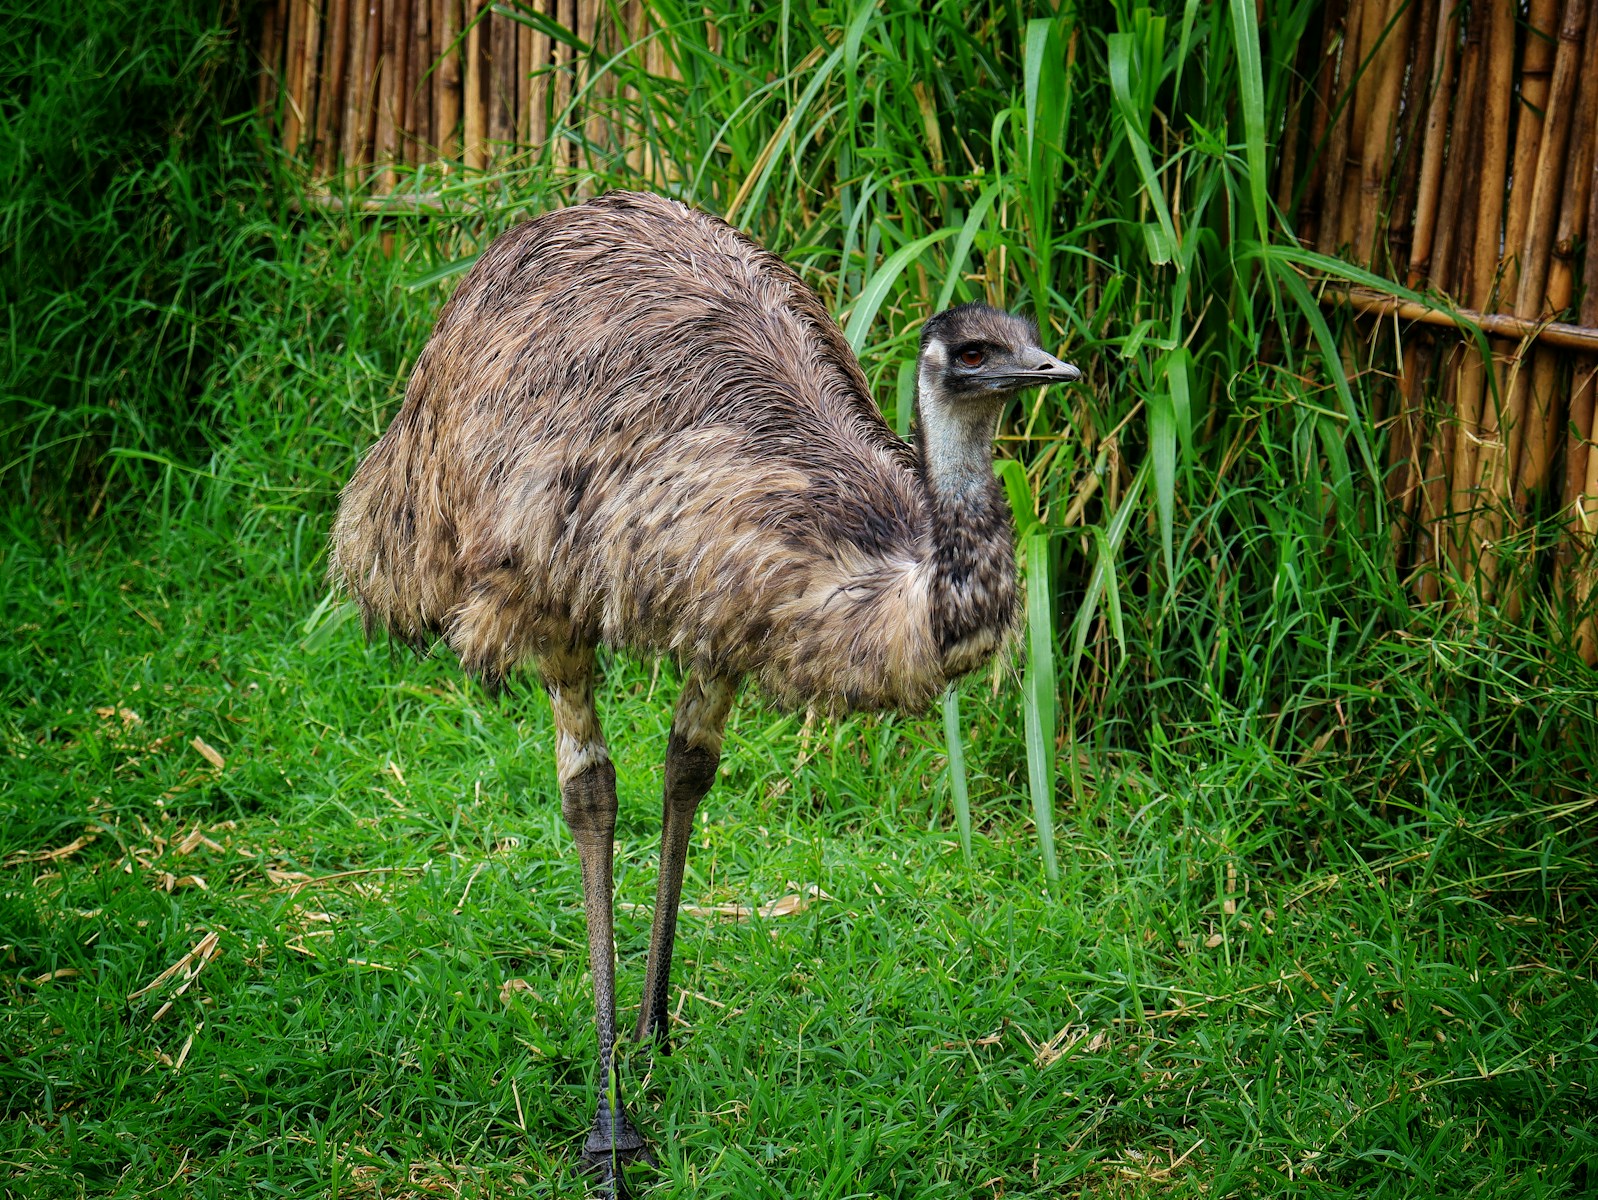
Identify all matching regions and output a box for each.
[1005,352,1082,387]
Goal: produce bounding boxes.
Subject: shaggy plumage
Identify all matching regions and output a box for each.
[327,190,1080,1194]
[331,191,1065,710]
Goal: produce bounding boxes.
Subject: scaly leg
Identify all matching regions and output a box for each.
[542,647,650,1196]
[634,671,738,1050]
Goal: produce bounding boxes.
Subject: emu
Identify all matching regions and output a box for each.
[329,190,1080,1194]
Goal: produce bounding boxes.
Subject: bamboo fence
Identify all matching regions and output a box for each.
[255,0,676,196]
[1288,0,1598,659]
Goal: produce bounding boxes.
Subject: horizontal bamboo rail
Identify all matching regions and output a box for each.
[1331,288,1598,354]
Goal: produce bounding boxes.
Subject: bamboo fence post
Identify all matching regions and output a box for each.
[553,0,576,172]
[1336,0,1386,251]
[436,0,460,163]
[1354,0,1411,265]
[489,3,516,165]
[1420,0,1482,586]
[1500,0,1591,511]
[464,0,485,170]
[1546,0,1598,559]
[258,0,284,117]
[388,0,412,173]
[1300,0,1348,243]
[1449,0,1513,588]
[410,0,433,162]
[345,0,378,186]
[1407,0,1458,288]
[1572,77,1598,661]
[314,0,350,177]
[282,0,308,154]
[300,1,324,164]
[577,0,600,185]
[516,5,534,151]
[530,2,552,157]
[1476,0,1583,604]
[1428,0,1483,297]
[1386,0,1439,269]
[372,1,398,188]
[1535,0,1598,514]
[1501,0,1560,304]
[623,0,647,180]
[1318,0,1362,254]
[1416,352,1459,602]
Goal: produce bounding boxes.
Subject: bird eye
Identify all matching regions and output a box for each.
[958,348,986,368]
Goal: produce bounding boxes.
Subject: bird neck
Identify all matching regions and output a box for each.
[913,379,1018,671]
[914,383,1003,505]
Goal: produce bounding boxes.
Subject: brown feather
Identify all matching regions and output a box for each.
[330,192,1047,713]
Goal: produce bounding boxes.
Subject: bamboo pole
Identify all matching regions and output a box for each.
[300,0,324,164]
[1512,0,1589,324]
[1386,0,1440,270]
[1502,0,1561,304]
[1576,394,1598,661]
[258,0,284,117]
[489,4,516,165]
[530,1,552,156]
[344,0,377,185]
[1495,0,1585,508]
[282,0,308,153]
[340,0,366,181]
[314,0,350,177]
[1428,0,1483,297]
[1571,48,1598,662]
[1536,0,1598,511]
[437,0,461,163]
[553,0,575,171]
[410,0,433,161]
[623,0,646,179]
[1407,0,1460,287]
[1318,0,1362,254]
[464,0,485,169]
[1336,0,1386,252]
[372,0,398,186]
[1449,0,1514,586]
[389,0,415,173]
[1473,0,1584,602]
[577,0,599,183]
[517,4,535,151]
[1300,0,1348,243]
[1354,0,1412,265]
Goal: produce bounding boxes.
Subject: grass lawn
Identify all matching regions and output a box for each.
[4,6,1596,1191]
[4,491,1595,1199]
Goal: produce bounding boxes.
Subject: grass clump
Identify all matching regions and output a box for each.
[4,0,1598,1197]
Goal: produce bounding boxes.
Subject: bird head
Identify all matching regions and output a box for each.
[917,304,1081,407]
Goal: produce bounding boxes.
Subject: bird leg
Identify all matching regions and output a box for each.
[543,648,652,1194]
[634,671,738,1051]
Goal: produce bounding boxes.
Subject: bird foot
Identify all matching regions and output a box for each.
[580,1105,655,1198]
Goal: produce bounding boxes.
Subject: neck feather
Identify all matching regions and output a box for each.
[913,380,1019,674]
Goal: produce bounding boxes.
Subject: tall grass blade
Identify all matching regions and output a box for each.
[1227,0,1271,247]
[941,685,972,863]
[842,229,958,353]
[1023,528,1059,884]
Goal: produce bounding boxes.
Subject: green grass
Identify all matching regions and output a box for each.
[5,487,1596,1198]
[5,0,1598,1195]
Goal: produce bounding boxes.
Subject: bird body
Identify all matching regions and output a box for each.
[333,191,1018,711]
[329,190,1080,1195]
